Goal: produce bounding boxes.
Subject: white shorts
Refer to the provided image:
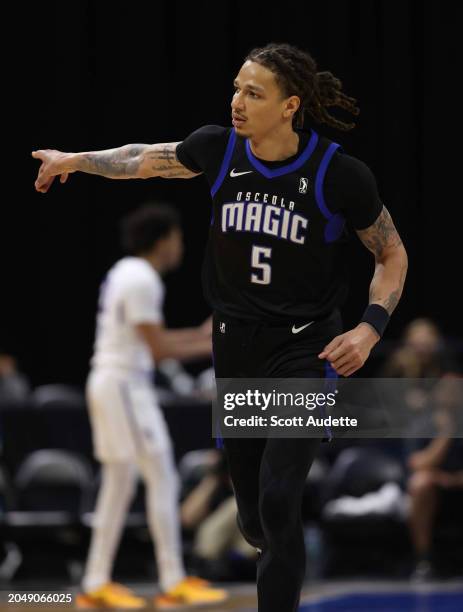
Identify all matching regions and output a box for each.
[86,368,173,462]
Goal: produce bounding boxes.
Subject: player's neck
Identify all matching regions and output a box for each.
[249,125,299,162]
[140,253,164,275]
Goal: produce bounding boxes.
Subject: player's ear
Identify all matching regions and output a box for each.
[283,95,300,120]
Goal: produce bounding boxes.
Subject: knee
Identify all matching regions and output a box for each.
[408,470,437,496]
[104,462,137,502]
[237,510,264,547]
[142,451,180,497]
[259,488,295,535]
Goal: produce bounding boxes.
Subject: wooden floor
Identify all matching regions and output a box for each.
[2,580,463,611]
[0,583,257,611]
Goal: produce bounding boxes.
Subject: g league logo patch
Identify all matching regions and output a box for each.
[299,177,309,194]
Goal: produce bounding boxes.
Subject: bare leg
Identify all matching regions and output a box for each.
[407,469,440,570]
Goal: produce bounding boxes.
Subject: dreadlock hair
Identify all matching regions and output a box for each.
[244,43,359,131]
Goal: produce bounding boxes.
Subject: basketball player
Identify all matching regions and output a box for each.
[76,204,228,609]
[33,43,408,612]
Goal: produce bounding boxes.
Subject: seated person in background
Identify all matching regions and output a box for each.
[383,318,459,430]
[382,318,456,379]
[181,450,257,580]
[407,374,463,580]
[0,352,30,403]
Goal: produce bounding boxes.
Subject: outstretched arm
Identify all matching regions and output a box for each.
[319,206,408,376]
[136,320,212,363]
[32,142,200,193]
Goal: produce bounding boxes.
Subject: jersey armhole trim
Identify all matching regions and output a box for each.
[210,129,237,198]
[315,142,346,243]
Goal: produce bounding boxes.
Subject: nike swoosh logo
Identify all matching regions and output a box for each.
[292,321,315,334]
[230,169,253,178]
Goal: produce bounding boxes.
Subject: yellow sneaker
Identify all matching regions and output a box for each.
[183,575,211,588]
[154,576,228,609]
[75,582,146,609]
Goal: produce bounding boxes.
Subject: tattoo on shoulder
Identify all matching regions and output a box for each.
[357,206,403,258]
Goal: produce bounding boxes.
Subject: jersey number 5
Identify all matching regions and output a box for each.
[251,245,272,285]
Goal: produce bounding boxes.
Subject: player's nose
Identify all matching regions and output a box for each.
[231,94,245,111]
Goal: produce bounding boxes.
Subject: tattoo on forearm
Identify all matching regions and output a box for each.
[76,144,146,177]
[369,214,408,314]
[75,141,197,180]
[357,206,403,259]
[370,286,402,314]
[383,288,401,313]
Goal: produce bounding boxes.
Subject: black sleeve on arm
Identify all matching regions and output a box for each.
[175,125,231,181]
[325,153,384,230]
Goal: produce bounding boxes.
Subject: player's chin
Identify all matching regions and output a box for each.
[233,122,251,136]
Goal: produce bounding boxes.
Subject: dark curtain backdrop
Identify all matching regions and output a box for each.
[5,0,460,384]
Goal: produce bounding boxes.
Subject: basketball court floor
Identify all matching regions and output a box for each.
[1,579,462,611]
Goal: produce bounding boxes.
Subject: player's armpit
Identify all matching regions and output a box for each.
[137,143,202,179]
[355,205,404,260]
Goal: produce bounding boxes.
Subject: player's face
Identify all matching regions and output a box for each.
[405,322,440,357]
[231,60,299,138]
[160,227,184,271]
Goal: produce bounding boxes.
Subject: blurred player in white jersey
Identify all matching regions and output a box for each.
[77,203,228,609]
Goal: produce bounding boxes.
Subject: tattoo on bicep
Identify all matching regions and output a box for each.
[147,143,198,178]
[357,206,403,258]
[148,144,180,167]
[150,165,195,178]
[148,145,177,165]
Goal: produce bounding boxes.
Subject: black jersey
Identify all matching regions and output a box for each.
[176,126,382,323]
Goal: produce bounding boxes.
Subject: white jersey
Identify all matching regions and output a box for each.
[91,257,164,373]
